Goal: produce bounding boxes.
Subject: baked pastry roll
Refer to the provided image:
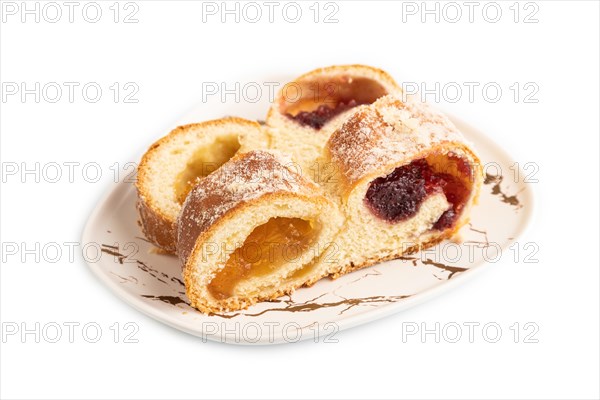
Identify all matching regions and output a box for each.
[136,117,268,253]
[266,65,402,173]
[321,95,483,277]
[177,150,342,313]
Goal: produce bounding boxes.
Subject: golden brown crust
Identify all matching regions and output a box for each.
[136,198,177,253]
[281,64,400,88]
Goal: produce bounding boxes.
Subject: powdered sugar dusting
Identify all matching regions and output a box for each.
[177,150,317,263]
[327,95,468,185]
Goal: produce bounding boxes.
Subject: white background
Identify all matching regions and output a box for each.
[1,1,599,399]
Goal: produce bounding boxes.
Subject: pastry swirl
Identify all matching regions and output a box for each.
[177,150,342,313]
[320,95,483,277]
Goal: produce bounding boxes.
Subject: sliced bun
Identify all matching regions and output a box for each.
[177,150,342,314]
[320,95,483,277]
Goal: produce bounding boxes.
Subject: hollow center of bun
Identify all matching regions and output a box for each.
[364,154,473,230]
[281,76,388,130]
[174,135,241,204]
[207,217,319,300]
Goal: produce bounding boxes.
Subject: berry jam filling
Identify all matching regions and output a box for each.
[286,99,362,130]
[280,76,389,130]
[365,158,470,230]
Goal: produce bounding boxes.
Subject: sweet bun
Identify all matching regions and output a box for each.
[177,150,342,313]
[136,117,268,253]
[320,95,483,277]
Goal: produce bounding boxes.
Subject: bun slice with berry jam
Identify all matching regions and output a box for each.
[319,95,483,277]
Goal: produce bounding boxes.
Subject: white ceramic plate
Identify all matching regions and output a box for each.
[82,112,533,345]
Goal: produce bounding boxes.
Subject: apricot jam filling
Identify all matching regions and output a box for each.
[174,136,240,204]
[282,77,388,130]
[207,217,319,300]
[365,155,472,230]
